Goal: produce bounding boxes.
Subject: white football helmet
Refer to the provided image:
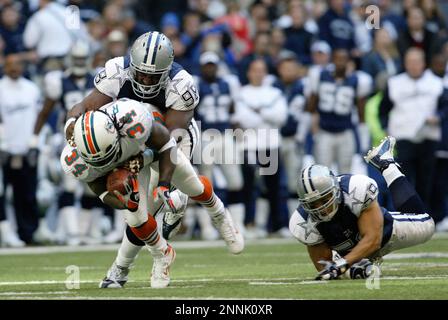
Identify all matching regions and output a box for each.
[73,110,121,168]
[129,31,174,99]
[68,41,91,77]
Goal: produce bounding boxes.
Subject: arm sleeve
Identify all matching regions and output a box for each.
[348,175,379,217]
[166,71,200,111]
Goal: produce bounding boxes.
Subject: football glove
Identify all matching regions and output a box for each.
[349,259,374,279]
[153,182,177,214]
[113,175,140,212]
[315,258,348,281]
[123,153,144,174]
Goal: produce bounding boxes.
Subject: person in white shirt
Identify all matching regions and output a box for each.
[232,58,288,237]
[23,0,90,72]
[379,47,444,208]
[0,54,42,245]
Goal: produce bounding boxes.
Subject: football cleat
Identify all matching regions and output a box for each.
[99,262,129,288]
[364,136,398,172]
[211,209,245,255]
[151,244,176,289]
[162,191,188,240]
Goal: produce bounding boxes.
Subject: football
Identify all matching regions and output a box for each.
[106,168,134,195]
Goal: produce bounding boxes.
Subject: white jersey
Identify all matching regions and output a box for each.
[94,56,200,116]
[60,98,153,183]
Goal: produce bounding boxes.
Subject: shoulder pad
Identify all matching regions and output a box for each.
[289,210,324,245]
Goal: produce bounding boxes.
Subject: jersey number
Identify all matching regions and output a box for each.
[126,123,145,138]
[65,150,88,178]
[319,83,355,115]
[181,84,199,108]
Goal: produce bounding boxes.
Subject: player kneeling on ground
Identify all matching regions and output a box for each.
[289,136,435,280]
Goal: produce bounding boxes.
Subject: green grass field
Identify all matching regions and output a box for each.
[0,235,448,300]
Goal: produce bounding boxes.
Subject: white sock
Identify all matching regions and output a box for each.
[200,193,225,218]
[148,235,168,257]
[115,231,142,268]
[383,163,404,187]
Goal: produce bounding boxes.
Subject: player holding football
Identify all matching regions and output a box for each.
[62,32,243,287]
[61,98,243,288]
[289,136,435,280]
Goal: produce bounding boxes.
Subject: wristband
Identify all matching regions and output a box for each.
[99,191,108,203]
[159,137,176,153]
[157,181,170,188]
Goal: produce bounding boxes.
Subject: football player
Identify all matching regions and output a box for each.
[194,51,245,238]
[62,98,243,288]
[306,49,372,174]
[64,31,200,241]
[289,136,435,280]
[62,32,243,286]
[33,41,105,245]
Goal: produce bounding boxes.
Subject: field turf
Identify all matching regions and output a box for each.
[0,235,447,300]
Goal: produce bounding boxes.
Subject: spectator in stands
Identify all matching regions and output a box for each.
[0,54,41,245]
[418,0,447,36]
[238,31,276,85]
[233,58,288,238]
[105,29,128,60]
[282,4,314,65]
[362,28,401,92]
[23,0,90,73]
[317,0,355,52]
[379,47,444,208]
[397,6,440,64]
[0,4,37,67]
[161,12,181,40]
[377,0,406,39]
[215,0,252,60]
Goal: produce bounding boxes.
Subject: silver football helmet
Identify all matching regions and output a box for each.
[129,31,174,99]
[68,41,91,77]
[297,165,341,222]
[73,110,121,169]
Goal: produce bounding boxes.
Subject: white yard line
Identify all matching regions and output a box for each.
[385,252,448,259]
[0,238,297,255]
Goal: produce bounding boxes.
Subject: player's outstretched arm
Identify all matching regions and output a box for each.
[65,88,113,142]
[343,200,384,265]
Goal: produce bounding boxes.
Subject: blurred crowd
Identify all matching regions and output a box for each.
[1,0,448,247]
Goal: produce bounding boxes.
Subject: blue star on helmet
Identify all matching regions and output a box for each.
[298,218,320,240]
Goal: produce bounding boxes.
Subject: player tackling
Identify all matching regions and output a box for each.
[61,98,244,288]
[289,136,435,280]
